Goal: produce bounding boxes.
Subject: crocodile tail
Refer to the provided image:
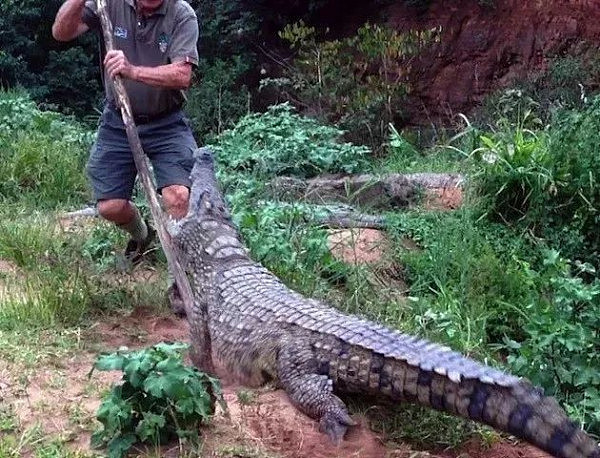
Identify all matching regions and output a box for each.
[416,370,599,458]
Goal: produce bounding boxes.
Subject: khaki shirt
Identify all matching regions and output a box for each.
[82,0,199,116]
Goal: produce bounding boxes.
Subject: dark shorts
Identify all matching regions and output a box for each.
[87,107,197,201]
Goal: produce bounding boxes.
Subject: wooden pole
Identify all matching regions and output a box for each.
[95,0,214,374]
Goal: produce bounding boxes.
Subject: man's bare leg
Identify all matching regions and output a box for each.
[161,184,190,220]
[98,198,148,239]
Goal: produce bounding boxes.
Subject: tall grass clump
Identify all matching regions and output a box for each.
[0,214,91,329]
[385,209,537,357]
[0,270,90,330]
[0,90,93,209]
[467,121,554,224]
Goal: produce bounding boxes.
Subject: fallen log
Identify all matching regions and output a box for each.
[314,208,386,229]
[61,205,386,229]
[269,172,464,209]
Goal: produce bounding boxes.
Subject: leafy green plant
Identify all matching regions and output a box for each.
[213,103,370,178]
[480,88,544,131]
[90,343,223,458]
[80,222,127,271]
[503,251,600,435]
[388,124,419,160]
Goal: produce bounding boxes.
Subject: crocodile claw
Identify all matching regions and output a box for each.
[319,410,357,445]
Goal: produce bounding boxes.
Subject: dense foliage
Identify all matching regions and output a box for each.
[211,103,368,291]
[0,0,101,116]
[462,93,600,433]
[263,22,438,148]
[0,91,92,208]
[2,0,394,138]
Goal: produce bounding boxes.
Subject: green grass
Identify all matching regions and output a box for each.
[0,429,97,458]
[373,126,469,174]
[0,204,169,331]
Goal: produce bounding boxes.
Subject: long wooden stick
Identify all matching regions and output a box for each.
[95,0,214,374]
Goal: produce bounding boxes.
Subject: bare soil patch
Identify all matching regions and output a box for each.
[89,305,190,349]
[449,440,553,458]
[328,228,391,265]
[423,188,464,211]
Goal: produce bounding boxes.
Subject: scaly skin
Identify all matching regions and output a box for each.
[172,148,600,458]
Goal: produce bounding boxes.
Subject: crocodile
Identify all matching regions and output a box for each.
[171,148,600,458]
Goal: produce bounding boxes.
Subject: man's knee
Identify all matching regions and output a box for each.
[97,199,133,224]
[162,185,190,219]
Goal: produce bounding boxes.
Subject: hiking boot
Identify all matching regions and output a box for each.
[123,221,156,265]
[166,282,186,318]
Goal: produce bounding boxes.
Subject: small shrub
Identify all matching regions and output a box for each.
[543,95,600,262]
[213,103,370,178]
[263,22,438,148]
[91,343,223,458]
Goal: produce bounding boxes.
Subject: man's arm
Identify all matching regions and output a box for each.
[52,0,90,42]
[104,50,193,89]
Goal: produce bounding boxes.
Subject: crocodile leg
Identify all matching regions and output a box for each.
[277,344,356,443]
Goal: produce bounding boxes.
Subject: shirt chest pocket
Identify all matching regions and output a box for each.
[134,27,170,66]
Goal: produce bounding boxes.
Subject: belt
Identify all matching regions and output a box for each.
[133,108,179,124]
[107,104,180,125]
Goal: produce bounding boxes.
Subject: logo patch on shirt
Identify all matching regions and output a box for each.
[158,33,169,53]
[114,27,128,39]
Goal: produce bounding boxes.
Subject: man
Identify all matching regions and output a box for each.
[52,0,199,292]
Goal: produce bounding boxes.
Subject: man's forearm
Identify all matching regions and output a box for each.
[52,0,88,41]
[131,62,192,90]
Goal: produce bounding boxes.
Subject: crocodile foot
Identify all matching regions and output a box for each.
[319,409,357,445]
